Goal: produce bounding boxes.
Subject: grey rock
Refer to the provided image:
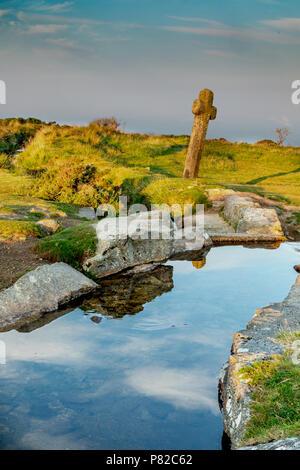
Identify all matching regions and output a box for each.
[224,195,259,225]
[37,218,60,234]
[223,195,284,236]
[0,263,97,331]
[84,210,211,278]
[237,207,284,236]
[78,207,97,220]
[239,438,300,450]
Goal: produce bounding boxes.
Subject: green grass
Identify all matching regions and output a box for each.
[13,125,300,208]
[0,169,33,195]
[288,211,300,225]
[0,220,44,240]
[239,350,300,446]
[36,223,98,269]
[142,177,209,213]
[0,192,78,220]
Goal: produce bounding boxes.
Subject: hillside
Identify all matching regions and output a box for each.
[7,122,300,208]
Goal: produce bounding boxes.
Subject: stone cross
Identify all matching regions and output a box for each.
[183,89,217,179]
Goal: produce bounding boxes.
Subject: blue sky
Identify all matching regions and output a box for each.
[0,0,300,142]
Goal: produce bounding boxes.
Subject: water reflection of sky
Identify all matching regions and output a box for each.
[0,243,299,450]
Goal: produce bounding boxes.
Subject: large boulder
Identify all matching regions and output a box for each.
[0,263,97,330]
[223,195,284,236]
[237,207,284,236]
[84,210,211,278]
[223,195,259,225]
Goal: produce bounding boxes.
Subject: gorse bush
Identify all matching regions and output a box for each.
[90,117,120,132]
[0,117,47,155]
[16,125,152,208]
[32,159,120,207]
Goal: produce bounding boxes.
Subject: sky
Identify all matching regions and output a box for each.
[0,0,299,143]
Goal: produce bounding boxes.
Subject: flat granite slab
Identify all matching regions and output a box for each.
[0,263,97,331]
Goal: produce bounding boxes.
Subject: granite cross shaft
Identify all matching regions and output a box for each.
[183,89,217,179]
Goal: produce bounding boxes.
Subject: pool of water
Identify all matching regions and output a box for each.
[0,243,299,450]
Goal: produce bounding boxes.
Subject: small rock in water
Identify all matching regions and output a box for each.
[294,265,300,273]
[90,315,102,324]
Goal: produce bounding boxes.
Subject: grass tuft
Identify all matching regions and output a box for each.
[239,352,300,446]
[36,223,98,269]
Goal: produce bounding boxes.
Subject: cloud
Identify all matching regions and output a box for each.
[161,24,300,45]
[125,366,218,413]
[168,16,225,27]
[16,10,105,25]
[25,23,69,33]
[16,10,143,29]
[45,37,76,48]
[28,1,74,13]
[261,17,300,31]
[0,9,10,18]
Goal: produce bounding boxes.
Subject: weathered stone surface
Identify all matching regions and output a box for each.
[239,438,300,450]
[84,210,211,278]
[78,207,97,220]
[223,195,284,236]
[183,89,217,179]
[172,229,211,258]
[37,218,60,234]
[0,263,97,330]
[237,207,284,236]
[219,274,300,449]
[223,195,259,225]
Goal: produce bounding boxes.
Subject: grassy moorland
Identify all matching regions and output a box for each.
[12,122,300,208]
[0,117,299,250]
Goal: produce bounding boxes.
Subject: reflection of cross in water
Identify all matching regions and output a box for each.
[192,259,206,270]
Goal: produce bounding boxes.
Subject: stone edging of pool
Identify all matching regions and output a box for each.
[219,274,300,450]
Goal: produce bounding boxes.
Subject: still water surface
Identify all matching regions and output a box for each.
[0,243,299,450]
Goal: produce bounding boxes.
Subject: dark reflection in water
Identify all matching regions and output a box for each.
[0,243,299,450]
[82,265,174,317]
